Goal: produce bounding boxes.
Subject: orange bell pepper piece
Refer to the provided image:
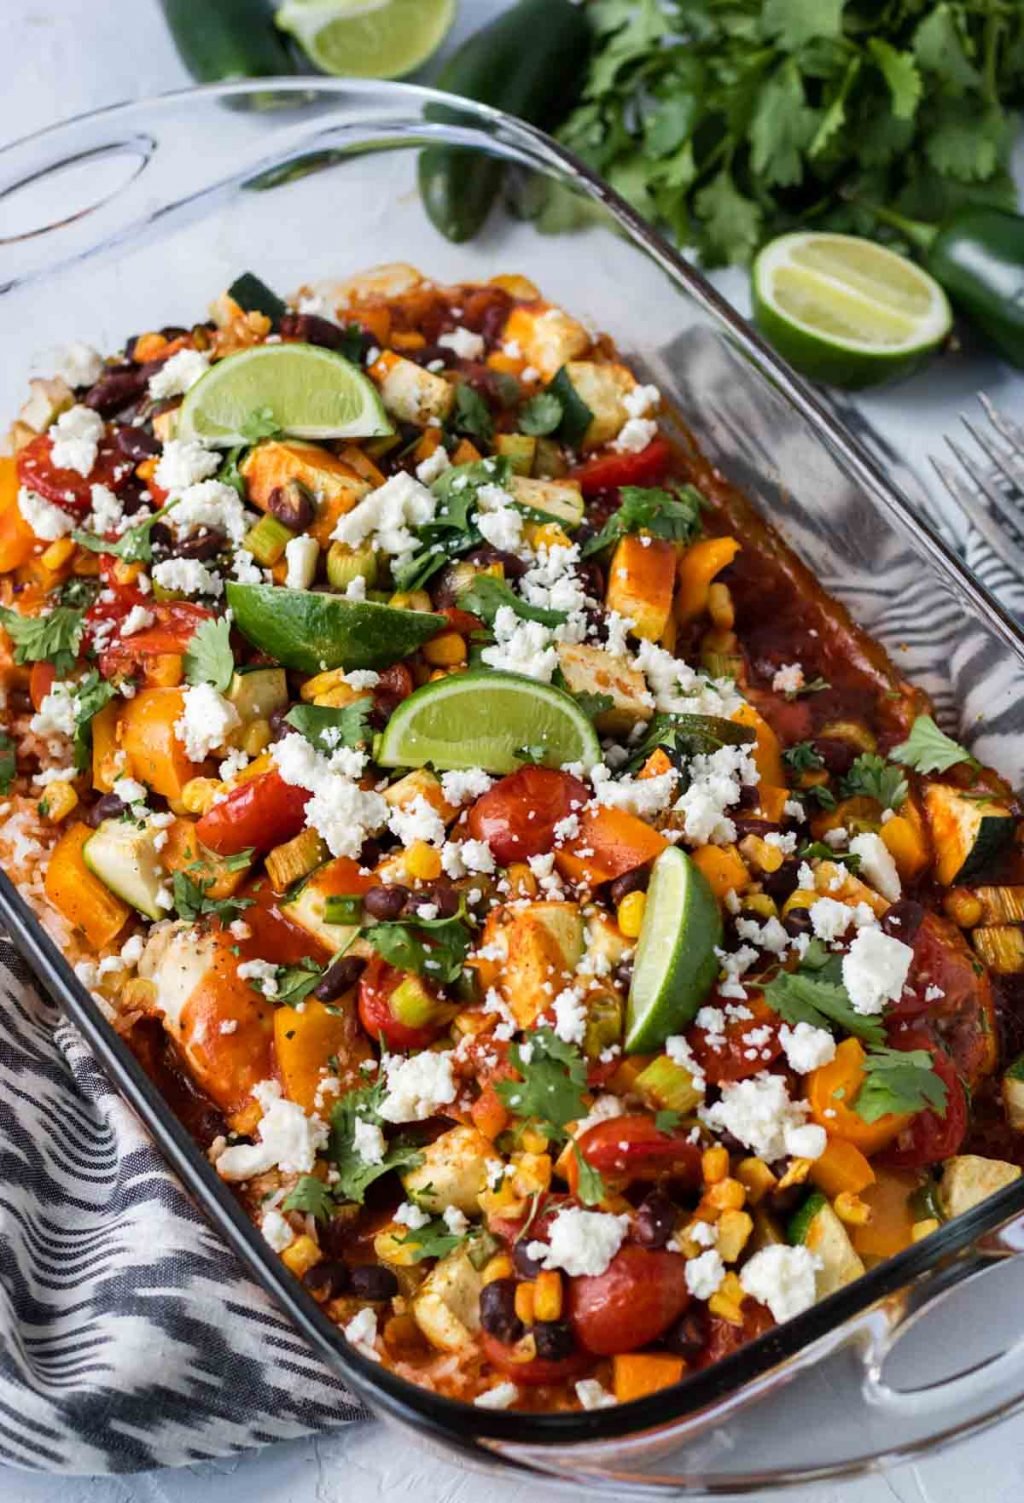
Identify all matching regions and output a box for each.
[732,701,786,788]
[881,796,931,883]
[555,806,668,887]
[44,823,130,949]
[809,1136,876,1198]
[806,1037,910,1155]
[851,1169,920,1260]
[274,998,360,1114]
[606,534,677,641]
[690,844,750,904]
[119,686,201,799]
[91,699,122,794]
[28,661,56,713]
[0,456,37,574]
[676,536,740,624]
[613,1352,686,1402]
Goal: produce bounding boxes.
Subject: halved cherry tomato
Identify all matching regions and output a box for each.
[695,1303,774,1368]
[572,1114,702,1191]
[888,912,997,1086]
[879,1028,968,1170]
[357,954,449,1053]
[480,1331,589,1387]
[93,599,214,678]
[569,1246,689,1356]
[437,606,482,636]
[240,879,321,968]
[688,996,783,1084]
[195,769,309,858]
[28,661,56,712]
[17,432,133,513]
[570,438,672,498]
[467,767,590,865]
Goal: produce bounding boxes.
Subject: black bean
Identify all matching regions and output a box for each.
[269,707,291,741]
[783,907,813,938]
[302,1260,350,1302]
[363,885,410,921]
[115,476,150,517]
[770,1183,804,1216]
[404,881,460,920]
[532,1321,575,1361]
[84,365,149,416]
[664,1308,709,1360]
[609,865,651,907]
[359,838,383,869]
[85,793,127,827]
[349,1264,399,1301]
[314,954,366,1003]
[576,560,605,601]
[513,1241,544,1279]
[115,424,161,461]
[268,480,316,533]
[882,899,925,943]
[634,1192,677,1250]
[479,1278,524,1344]
[613,958,635,994]
[279,312,349,350]
[174,529,225,561]
[149,522,174,551]
[813,737,856,777]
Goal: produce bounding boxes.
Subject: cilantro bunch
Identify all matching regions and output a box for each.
[555,0,1024,267]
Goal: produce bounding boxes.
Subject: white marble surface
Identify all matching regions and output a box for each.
[4,3,1024,1500]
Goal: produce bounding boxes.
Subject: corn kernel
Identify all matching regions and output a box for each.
[521,1126,549,1154]
[708,1272,746,1325]
[181,777,226,815]
[716,1209,753,1263]
[708,581,735,631]
[912,1217,940,1243]
[506,862,539,899]
[241,718,272,756]
[527,521,572,551]
[514,1282,536,1325]
[776,1158,812,1191]
[429,668,450,681]
[943,888,984,929]
[740,892,779,920]
[534,1269,564,1323]
[136,457,159,484]
[405,840,442,882]
[281,1234,322,1278]
[423,631,467,668]
[617,890,647,939]
[783,889,819,918]
[702,1145,730,1184]
[389,590,433,613]
[676,1220,715,1258]
[235,752,275,784]
[512,1151,552,1196]
[374,1226,425,1268]
[39,779,78,823]
[706,1177,747,1211]
[113,560,143,586]
[482,1254,514,1286]
[739,834,784,875]
[736,1158,778,1205]
[301,668,364,705]
[834,1192,872,1227]
[41,536,76,571]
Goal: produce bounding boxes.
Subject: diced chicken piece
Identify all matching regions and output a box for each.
[509,474,584,528]
[556,641,654,735]
[502,302,590,382]
[413,1247,484,1352]
[370,350,453,426]
[382,768,456,825]
[939,1154,1021,1218]
[483,900,584,1028]
[241,439,370,513]
[401,1125,494,1213]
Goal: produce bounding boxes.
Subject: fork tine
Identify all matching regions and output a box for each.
[979,393,1024,459]
[960,415,1024,492]
[944,433,1024,543]
[929,455,1024,580]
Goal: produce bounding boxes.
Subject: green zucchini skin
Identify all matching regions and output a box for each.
[160,0,297,82]
[418,0,591,244]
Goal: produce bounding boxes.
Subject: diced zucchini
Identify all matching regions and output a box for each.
[970,887,1024,924]
[370,351,453,426]
[1003,1056,1024,1132]
[788,1191,865,1297]
[83,819,167,921]
[243,512,294,567]
[556,641,653,735]
[227,667,289,724]
[412,1246,484,1352]
[227,271,286,326]
[326,542,378,591]
[923,783,1014,886]
[938,1154,1022,1218]
[533,435,569,479]
[494,433,537,476]
[502,302,590,382]
[547,365,594,448]
[972,925,1024,975]
[561,361,636,451]
[509,474,584,529]
[635,1055,703,1114]
[582,988,623,1060]
[279,858,366,955]
[401,1124,493,1214]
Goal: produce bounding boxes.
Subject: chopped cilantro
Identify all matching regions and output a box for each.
[285,700,372,754]
[183,617,235,693]
[449,383,494,443]
[282,1174,335,1222]
[841,753,908,810]
[783,741,825,774]
[890,714,978,775]
[328,1080,423,1204]
[365,907,472,985]
[172,870,252,925]
[518,391,564,437]
[396,1216,466,1263]
[72,671,117,772]
[762,948,884,1046]
[496,1029,589,1142]
[581,484,704,558]
[854,1046,948,1123]
[0,731,16,795]
[274,960,322,1007]
[0,605,84,676]
[456,573,567,631]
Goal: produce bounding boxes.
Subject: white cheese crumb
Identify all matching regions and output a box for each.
[525,1208,627,1278]
[475,1382,518,1410]
[261,1209,295,1252]
[344,1306,380,1362]
[174,682,240,763]
[771,663,805,695]
[739,1244,820,1323]
[439,326,486,361]
[779,1021,837,1074]
[284,534,320,591]
[849,832,902,903]
[685,1249,726,1300]
[841,928,914,1015]
[18,487,75,540]
[148,348,210,400]
[49,404,103,476]
[378,1051,457,1124]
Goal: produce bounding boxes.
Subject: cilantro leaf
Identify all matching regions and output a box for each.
[625,711,754,771]
[762,952,884,1046]
[183,617,235,693]
[391,456,508,594]
[581,483,703,557]
[763,0,844,51]
[456,573,567,631]
[0,606,84,676]
[890,715,978,774]
[496,1029,589,1142]
[693,170,762,267]
[840,753,908,811]
[365,908,472,985]
[328,1081,422,1204]
[338,322,365,364]
[274,960,322,1007]
[72,670,117,772]
[285,700,372,754]
[396,1216,466,1263]
[783,741,825,775]
[172,870,251,925]
[796,841,861,870]
[450,383,494,443]
[58,576,101,610]
[571,690,614,722]
[572,1143,607,1207]
[854,1047,948,1124]
[240,407,284,442]
[519,392,563,437]
[72,499,179,565]
[868,40,922,122]
[282,1174,335,1222]
[0,731,16,794]
[749,60,819,189]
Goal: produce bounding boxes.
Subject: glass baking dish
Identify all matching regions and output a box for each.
[4,80,1024,1492]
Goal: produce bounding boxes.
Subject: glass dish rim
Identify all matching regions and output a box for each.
[4,76,1024,1481]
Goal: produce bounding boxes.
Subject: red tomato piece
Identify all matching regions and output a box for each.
[695,1304,774,1368]
[28,661,56,712]
[879,1028,968,1170]
[569,1246,690,1356]
[688,997,783,1084]
[240,879,321,967]
[357,955,448,1053]
[17,432,133,514]
[467,767,590,865]
[480,1331,589,1387]
[887,912,997,1086]
[195,769,309,858]
[570,438,672,498]
[92,600,214,678]
[573,1114,702,1190]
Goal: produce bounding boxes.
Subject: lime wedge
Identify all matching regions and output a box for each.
[177,343,392,448]
[625,846,722,1054]
[752,232,952,389]
[276,0,456,79]
[374,669,601,774]
[226,582,443,674]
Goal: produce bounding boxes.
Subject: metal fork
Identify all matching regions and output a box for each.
[931,394,1024,580]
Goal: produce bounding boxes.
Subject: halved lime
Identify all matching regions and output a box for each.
[752,232,952,389]
[374,669,601,774]
[625,846,722,1054]
[226,582,443,674]
[276,0,456,79]
[177,343,392,448]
